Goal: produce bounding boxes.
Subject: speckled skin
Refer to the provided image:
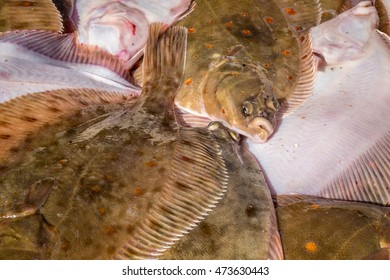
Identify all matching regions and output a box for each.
[275,196,390,259]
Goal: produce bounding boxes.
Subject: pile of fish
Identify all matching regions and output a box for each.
[0,0,388,259]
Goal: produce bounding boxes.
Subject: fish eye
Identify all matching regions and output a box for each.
[266,96,280,111]
[241,101,254,117]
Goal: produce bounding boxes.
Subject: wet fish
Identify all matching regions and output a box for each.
[320,0,390,34]
[174,0,320,143]
[0,0,63,32]
[275,195,390,259]
[247,2,390,205]
[68,0,194,65]
[0,23,281,259]
[0,29,140,103]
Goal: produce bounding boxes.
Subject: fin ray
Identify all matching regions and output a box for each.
[115,128,229,259]
[0,30,133,83]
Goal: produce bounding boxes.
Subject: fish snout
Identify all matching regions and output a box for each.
[249,117,275,143]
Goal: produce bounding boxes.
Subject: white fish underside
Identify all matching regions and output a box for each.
[247,2,390,205]
[0,33,140,103]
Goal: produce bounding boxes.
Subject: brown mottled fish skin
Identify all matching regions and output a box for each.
[0,23,276,260]
[0,0,63,32]
[175,0,304,143]
[275,195,390,260]
[162,136,283,260]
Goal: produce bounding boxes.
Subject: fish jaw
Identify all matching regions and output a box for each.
[311,1,379,66]
[78,2,149,63]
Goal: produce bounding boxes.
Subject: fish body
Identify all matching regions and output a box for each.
[0,23,281,259]
[0,30,140,103]
[247,2,390,205]
[0,0,63,32]
[275,195,390,259]
[73,0,194,65]
[174,0,319,143]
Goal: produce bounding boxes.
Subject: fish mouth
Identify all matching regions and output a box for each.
[249,117,275,143]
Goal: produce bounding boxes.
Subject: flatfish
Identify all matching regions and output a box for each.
[0,23,281,259]
[63,0,195,65]
[247,2,390,205]
[0,29,140,103]
[275,195,390,259]
[174,0,320,143]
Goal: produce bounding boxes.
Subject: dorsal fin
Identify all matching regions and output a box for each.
[319,132,390,206]
[0,0,63,33]
[0,89,134,161]
[280,33,317,117]
[0,30,133,83]
[115,127,229,259]
[273,0,322,115]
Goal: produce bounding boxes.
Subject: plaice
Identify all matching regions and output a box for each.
[247,2,390,205]
[174,0,321,143]
[0,29,140,103]
[275,195,390,259]
[0,23,282,260]
[68,0,195,65]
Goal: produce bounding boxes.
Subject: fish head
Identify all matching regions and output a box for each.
[201,59,279,143]
[78,2,149,64]
[311,1,379,66]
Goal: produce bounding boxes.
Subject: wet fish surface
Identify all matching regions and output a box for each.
[247,2,390,205]
[174,0,320,143]
[0,23,280,259]
[275,195,390,259]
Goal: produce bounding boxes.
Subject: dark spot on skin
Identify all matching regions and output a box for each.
[84,238,93,246]
[21,116,38,122]
[60,238,70,251]
[126,224,135,234]
[199,222,212,236]
[0,134,11,140]
[0,120,11,127]
[176,181,192,190]
[48,107,62,113]
[180,156,196,164]
[107,246,116,255]
[245,204,258,217]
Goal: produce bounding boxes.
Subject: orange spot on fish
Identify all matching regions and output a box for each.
[205,43,213,49]
[285,8,297,15]
[310,204,320,209]
[305,241,318,253]
[288,75,294,81]
[185,78,192,86]
[265,17,274,24]
[133,187,143,196]
[17,1,34,6]
[188,27,196,33]
[145,161,157,167]
[225,21,233,28]
[264,63,271,68]
[295,26,303,32]
[98,207,106,215]
[283,50,291,56]
[221,108,226,114]
[58,159,68,165]
[242,29,252,36]
[104,225,116,235]
[90,185,102,193]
